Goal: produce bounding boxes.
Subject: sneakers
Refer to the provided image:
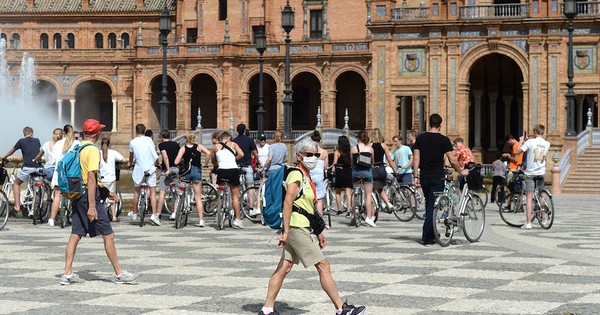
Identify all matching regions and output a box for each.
[194,220,205,227]
[169,212,176,220]
[115,269,139,284]
[60,273,85,285]
[521,222,532,229]
[339,301,366,315]
[258,310,279,315]
[47,219,55,227]
[249,208,261,217]
[149,215,161,226]
[364,217,376,228]
[232,219,245,229]
[127,211,138,221]
[386,203,394,210]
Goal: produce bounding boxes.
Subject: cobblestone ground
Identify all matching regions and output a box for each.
[0,194,599,315]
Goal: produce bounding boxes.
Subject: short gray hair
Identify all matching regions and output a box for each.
[294,138,318,155]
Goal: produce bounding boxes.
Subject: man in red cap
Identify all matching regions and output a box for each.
[61,119,139,285]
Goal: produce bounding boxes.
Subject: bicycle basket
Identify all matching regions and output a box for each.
[466,166,483,190]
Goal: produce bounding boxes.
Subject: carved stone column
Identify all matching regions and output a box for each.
[69,99,75,126]
[417,96,425,133]
[57,99,63,123]
[112,100,117,132]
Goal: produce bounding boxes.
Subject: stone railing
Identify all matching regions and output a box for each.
[576,127,600,155]
[391,6,430,21]
[459,3,529,19]
[559,148,571,185]
[571,1,600,16]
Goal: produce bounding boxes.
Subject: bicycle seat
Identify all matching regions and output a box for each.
[35,168,45,176]
[143,171,151,176]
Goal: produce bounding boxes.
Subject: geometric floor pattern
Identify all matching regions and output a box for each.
[0,194,599,314]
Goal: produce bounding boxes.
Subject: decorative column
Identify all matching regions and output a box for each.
[57,99,62,123]
[488,92,498,151]
[400,96,408,143]
[69,99,75,126]
[472,90,483,150]
[112,100,117,132]
[417,96,425,133]
[576,95,584,133]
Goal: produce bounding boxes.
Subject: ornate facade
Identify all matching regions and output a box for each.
[1,0,598,161]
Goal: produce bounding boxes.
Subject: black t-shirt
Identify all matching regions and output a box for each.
[413,132,453,180]
[158,141,180,170]
[233,135,256,166]
[183,144,202,167]
[15,137,41,168]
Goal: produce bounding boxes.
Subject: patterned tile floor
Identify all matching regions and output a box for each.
[0,194,598,314]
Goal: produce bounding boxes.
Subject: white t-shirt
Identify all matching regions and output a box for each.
[100,149,125,184]
[257,143,269,166]
[40,141,56,168]
[520,136,550,177]
[50,138,80,187]
[129,136,158,184]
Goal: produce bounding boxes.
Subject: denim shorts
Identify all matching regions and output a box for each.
[182,165,202,183]
[240,165,254,184]
[17,166,39,182]
[71,190,113,237]
[352,168,373,183]
[396,173,413,186]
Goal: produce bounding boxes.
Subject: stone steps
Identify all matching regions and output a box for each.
[562,148,600,194]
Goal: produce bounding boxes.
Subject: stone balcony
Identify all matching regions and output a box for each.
[459,3,530,19]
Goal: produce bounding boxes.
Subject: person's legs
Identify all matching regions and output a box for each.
[525,191,534,224]
[132,186,140,214]
[64,234,83,275]
[49,186,61,221]
[421,178,443,242]
[157,189,166,215]
[149,187,158,216]
[231,185,241,220]
[490,176,500,203]
[193,182,204,221]
[263,259,294,308]
[315,259,344,309]
[12,178,22,212]
[335,188,342,211]
[345,187,352,212]
[102,233,123,275]
[364,182,374,218]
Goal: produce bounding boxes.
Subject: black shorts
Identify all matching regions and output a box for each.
[216,168,241,186]
[71,190,113,237]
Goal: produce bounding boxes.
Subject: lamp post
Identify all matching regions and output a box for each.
[158,3,172,130]
[281,0,295,139]
[564,0,578,136]
[254,25,267,137]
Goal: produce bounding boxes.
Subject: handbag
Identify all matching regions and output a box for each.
[179,160,192,176]
[356,145,372,167]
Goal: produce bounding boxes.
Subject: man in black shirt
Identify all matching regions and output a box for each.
[156,129,181,220]
[2,126,42,217]
[412,114,468,245]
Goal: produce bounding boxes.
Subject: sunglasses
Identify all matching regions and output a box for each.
[301,152,321,158]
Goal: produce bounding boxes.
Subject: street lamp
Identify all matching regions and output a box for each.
[254,25,267,137]
[158,3,172,130]
[564,0,578,136]
[281,0,295,139]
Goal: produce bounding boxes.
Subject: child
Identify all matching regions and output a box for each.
[490,152,507,203]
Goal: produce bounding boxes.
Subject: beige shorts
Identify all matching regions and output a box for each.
[281,227,325,268]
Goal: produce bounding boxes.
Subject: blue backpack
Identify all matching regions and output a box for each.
[262,165,304,230]
[56,143,94,200]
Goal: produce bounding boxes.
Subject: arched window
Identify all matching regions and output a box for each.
[95,33,103,48]
[11,33,20,49]
[121,33,130,48]
[108,33,117,48]
[53,33,62,49]
[1,33,7,45]
[40,33,49,49]
[67,33,75,48]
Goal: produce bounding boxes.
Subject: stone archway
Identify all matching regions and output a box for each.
[292,72,321,130]
[150,76,177,130]
[335,71,366,130]
[190,73,217,129]
[75,80,113,130]
[468,53,524,162]
[248,73,277,131]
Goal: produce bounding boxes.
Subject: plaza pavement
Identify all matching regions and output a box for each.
[0,194,599,315]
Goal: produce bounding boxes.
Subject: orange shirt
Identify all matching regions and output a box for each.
[509,142,523,170]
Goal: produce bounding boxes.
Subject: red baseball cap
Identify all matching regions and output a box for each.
[82,119,106,135]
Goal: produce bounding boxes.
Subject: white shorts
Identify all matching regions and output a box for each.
[134,172,157,188]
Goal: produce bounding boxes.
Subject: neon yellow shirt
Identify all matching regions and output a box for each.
[285,169,314,228]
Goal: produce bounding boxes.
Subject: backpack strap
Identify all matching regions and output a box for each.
[220,141,237,156]
[283,167,305,201]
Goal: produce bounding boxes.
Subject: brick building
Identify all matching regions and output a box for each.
[0,0,599,163]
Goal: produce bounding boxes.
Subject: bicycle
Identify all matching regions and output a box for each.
[350,177,374,227]
[0,190,8,230]
[173,178,193,229]
[2,163,35,218]
[498,174,554,229]
[215,179,234,230]
[201,179,219,216]
[433,164,486,247]
[105,187,123,220]
[383,175,417,222]
[59,198,72,228]
[30,168,51,225]
[137,172,151,227]
[239,169,263,223]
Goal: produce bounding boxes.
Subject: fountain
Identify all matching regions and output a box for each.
[0,37,58,160]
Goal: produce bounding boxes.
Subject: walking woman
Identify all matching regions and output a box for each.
[47,124,79,227]
[174,133,212,227]
[210,132,245,229]
[370,128,397,211]
[331,135,353,216]
[99,138,125,222]
[350,130,376,227]
[310,130,329,216]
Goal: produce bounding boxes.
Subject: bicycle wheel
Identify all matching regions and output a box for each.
[433,195,454,247]
[138,194,147,227]
[31,188,42,225]
[392,186,416,222]
[463,194,485,242]
[475,185,488,208]
[115,188,123,217]
[59,201,68,228]
[369,192,380,223]
[240,186,261,222]
[494,184,508,207]
[202,183,218,216]
[0,190,9,231]
[22,187,33,218]
[40,187,51,223]
[499,192,524,227]
[350,190,361,227]
[174,194,185,229]
[537,190,554,230]
[412,187,425,220]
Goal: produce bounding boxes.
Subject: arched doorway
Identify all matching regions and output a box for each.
[469,53,524,162]
[150,76,176,130]
[248,73,277,131]
[292,72,321,130]
[335,71,366,130]
[190,74,217,129]
[75,80,113,130]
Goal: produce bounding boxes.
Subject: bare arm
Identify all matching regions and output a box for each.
[383,145,397,173]
[128,152,134,168]
[413,149,420,184]
[234,143,244,161]
[3,147,16,161]
[86,171,98,221]
[199,145,212,166]
[174,146,185,165]
[161,150,170,169]
[278,179,300,248]
[445,151,469,176]
[210,147,218,167]
[33,150,44,164]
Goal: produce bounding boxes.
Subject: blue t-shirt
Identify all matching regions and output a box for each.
[14,137,41,168]
[392,145,413,174]
[233,134,257,166]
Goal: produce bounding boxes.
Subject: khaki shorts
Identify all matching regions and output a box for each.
[281,227,325,268]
